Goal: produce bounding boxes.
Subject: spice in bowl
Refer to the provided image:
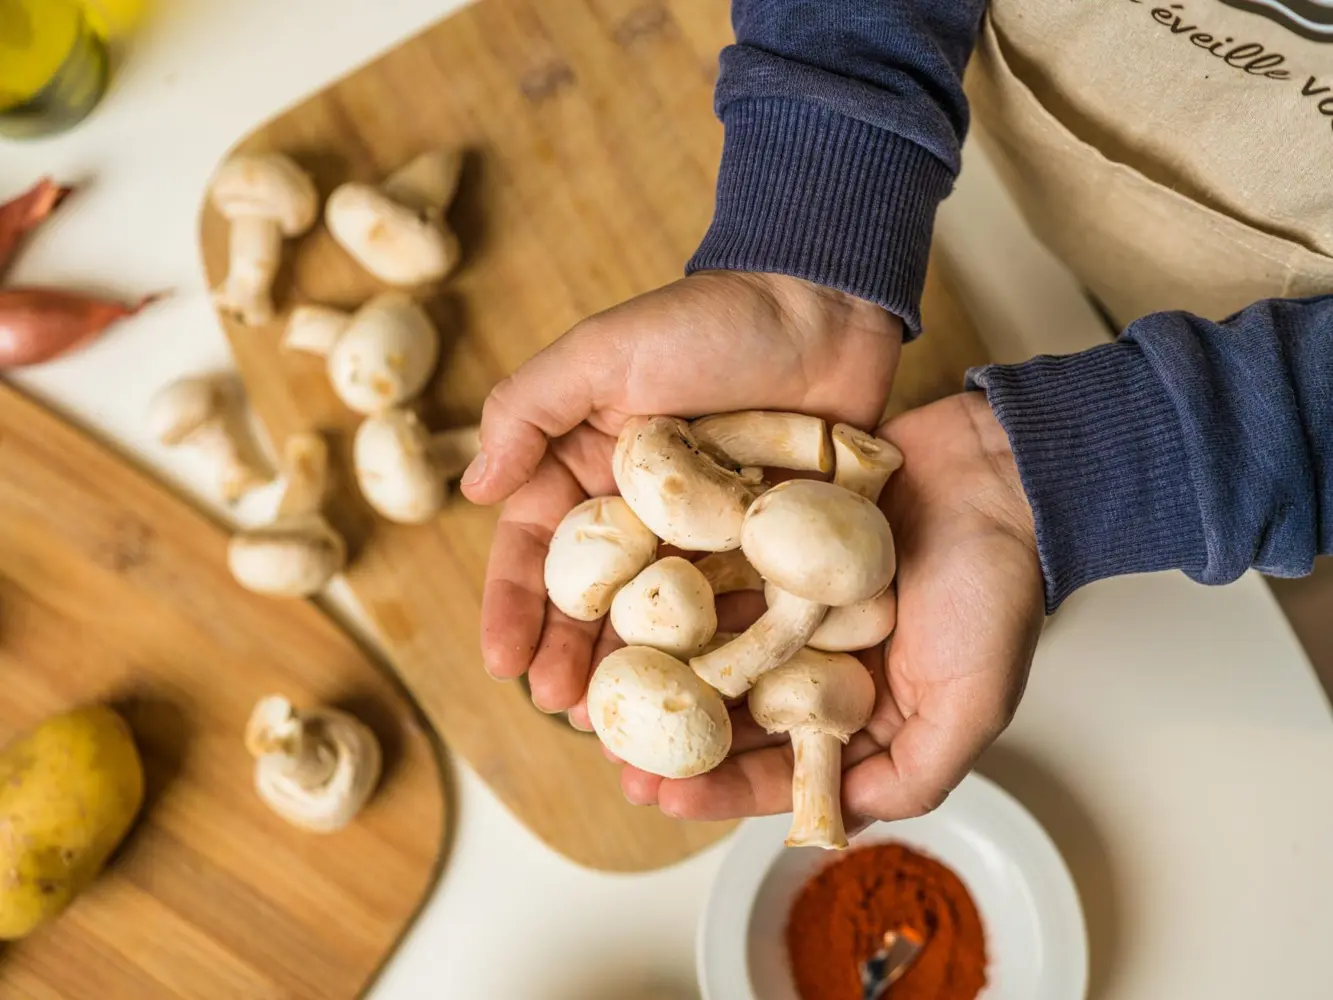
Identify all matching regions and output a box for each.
[786,842,987,1000]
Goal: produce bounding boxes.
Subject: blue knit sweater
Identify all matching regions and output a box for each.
[686,0,1331,610]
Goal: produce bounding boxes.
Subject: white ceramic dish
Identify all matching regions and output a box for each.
[697,772,1088,1000]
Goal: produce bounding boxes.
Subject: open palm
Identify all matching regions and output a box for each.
[464,271,902,712]
[616,393,1046,827]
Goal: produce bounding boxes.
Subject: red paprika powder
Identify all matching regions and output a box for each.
[785,843,987,1000]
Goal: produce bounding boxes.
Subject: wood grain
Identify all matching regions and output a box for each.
[0,386,446,999]
[199,0,990,871]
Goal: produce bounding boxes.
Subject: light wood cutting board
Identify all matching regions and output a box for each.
[0,384,446,998]
[200,0,990,871]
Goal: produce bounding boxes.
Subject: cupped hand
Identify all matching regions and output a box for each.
[463,271,901,712]
[617,392,1046,827]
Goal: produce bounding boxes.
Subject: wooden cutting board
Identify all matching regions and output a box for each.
[0,385,446,999]
[199,0,990,871]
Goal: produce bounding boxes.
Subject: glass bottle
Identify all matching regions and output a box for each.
[0,0,110,140]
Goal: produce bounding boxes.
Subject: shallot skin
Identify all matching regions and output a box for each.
[0,180,72,280]
[0,289,162,368]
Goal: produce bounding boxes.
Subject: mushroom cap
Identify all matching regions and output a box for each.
[612,416,761,551]
[748,647,875,739]
[544,496,659,621]
[325,182,459,286]
[354,409,446,524]
[210,153,318,235]
[769,582,898,652]
[248,698,382,834]
[147,375,220,444]
[742,480,895,607]
[588,646,732,778]
[610,557,718,658]
[327,293,440,414]
[227,519,346,597]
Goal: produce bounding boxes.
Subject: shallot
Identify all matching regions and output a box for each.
[0,179,71,280]
[0,289,163,368]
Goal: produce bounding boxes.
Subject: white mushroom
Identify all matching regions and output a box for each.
[748,648,875,849]
[588,646,731,778]
[209,153,318,326]
[612,416,762,551]
[831,423,904,501]
[690,480,894,697]
[245,695,381,833]
[610,557,718,658]
[353,408,479,524]
[743,480,895,606]
[690,411,833,475]
[544,496,659,621]
[796,583,898,652]
[750,423,901,651]
[283,292,439,414]
[227,433,346,597]
[693,549,764,595]
[147,375,271,502]
[282,304,350,355]
[326,149,463,287]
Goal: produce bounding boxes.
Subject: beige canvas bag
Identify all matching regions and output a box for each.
[966,0,1333,327]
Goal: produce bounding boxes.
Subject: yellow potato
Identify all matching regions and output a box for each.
[0,705,144,939]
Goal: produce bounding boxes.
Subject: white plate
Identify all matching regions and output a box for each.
[697,772,1088,1000]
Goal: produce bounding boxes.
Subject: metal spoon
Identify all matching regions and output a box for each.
[860,927,925,1000]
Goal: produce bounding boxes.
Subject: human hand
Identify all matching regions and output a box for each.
[615,392,1045,826]
[463,271,901,712]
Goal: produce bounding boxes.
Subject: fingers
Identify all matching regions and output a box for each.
[526,606,602,713]
[462,323,625,505]
[479,454,585,679]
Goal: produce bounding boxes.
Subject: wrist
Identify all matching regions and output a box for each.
[687,98,953,337]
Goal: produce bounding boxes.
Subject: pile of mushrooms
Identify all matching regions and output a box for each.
[151,147,478,602]
[557,411,903,850]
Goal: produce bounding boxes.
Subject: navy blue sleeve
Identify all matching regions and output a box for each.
[968,298,1333,610]
[687,1,988,335]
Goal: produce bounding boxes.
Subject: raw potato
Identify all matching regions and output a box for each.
[0,706,144,939]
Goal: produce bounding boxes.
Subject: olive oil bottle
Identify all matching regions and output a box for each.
[0,0,109,139]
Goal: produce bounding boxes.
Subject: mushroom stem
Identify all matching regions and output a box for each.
[245,697,338,788]
[690,411,833,475]
[694,549,764,595]
[689,588,827,698]
[785,728,849,849]
[428,425,482,480]
[276,432,330,518]
[831,423,904,502]
[244,695,382,833]
[227,432,346,598]
[381,149,463,214]
[216,216,282,326]
[282,305,351,356]
[147,376,272,503]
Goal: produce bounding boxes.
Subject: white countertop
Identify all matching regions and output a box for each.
[5,3,1332,998]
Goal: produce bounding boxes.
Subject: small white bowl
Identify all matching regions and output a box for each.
[697,772,1088,999]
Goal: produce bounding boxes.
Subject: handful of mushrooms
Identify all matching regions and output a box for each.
[557,411,903,850]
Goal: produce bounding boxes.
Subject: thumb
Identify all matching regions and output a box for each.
[461,326,623,504]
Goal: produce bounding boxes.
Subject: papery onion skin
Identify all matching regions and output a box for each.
[0,290,163,368]
[0,180,72,280]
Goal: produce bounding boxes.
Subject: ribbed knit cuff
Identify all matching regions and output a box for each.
[687,98,954,336]
[967,341,1207,612]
